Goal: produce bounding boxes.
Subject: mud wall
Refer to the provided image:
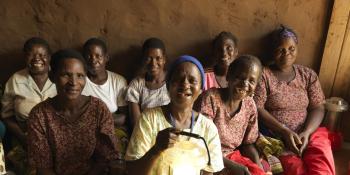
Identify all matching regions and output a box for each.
[0,0,332,84]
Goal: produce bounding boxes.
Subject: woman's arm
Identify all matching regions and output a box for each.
[298,104,325,155]
[223,157,251,175]
[3,117,27,148]
[128,102,141,128]
[257,108,301,154]
[239,144,263,169]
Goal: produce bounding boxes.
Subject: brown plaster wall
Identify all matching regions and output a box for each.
[0,0,332,84]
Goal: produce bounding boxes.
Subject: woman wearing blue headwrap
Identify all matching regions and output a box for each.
[125,55,224,175]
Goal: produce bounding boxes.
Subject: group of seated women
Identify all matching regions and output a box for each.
[0,25,335,175]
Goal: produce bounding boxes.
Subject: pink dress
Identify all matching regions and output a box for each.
[204,71,221,91]
[254,65,335,175]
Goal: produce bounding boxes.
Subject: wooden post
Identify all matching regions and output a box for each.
[319,0,350,97]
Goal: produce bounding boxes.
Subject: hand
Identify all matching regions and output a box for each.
[298,131,311,156]
[281,128,302,155]
[154,128,180,152]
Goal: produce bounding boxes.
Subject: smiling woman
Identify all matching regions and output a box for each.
[1,37,56,175]
[125,55,224,175]
[125,37,170,128]
[81,38,129,161]
[199,55,265,175]
[27,49,119,175]
[254,25,335,175]
[204,31,239,90]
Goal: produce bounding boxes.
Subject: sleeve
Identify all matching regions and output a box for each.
[94,100,119,162]
[199,91,216,120]
[242,100,259,144]
[307,70,325,108]
[116,75,128,107]
[1,77,16,119]
[253,73,268,109]
[125,112,154,160]
[27,106,53,169]
[125,78,141,104]
[202,119,224,172]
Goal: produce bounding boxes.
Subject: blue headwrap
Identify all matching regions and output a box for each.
[167,55,206,90]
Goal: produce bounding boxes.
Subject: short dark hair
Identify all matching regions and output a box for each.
[82,38,108,59]
[142,37,166,55]
[49,49,88,81]
[212,31,238,49]
[227,54,262,80]
[23,37,52,54]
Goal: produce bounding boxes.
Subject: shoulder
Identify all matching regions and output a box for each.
[244,96,257,108]
[129,77,145,86]
[107,71,127,83]
[261,66,273,78]
[294,64,317,76]
[90,96,108,108]
[139,107,165,125]
[197,113,218,131]
[28,99,53,120]
[242,97,257,114]
[201,88,223,106]
[202,88,220,99]
[141,107,164,118]
[6,69,30,84]
[294,64,319,81]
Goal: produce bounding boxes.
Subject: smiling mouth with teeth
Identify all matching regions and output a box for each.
[177,91,192,97]
[31,62,44,67]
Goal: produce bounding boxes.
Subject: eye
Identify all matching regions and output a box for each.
[144,57,151,62]
[276,48,284,53]
[289,46,295,52]
[156,56,162,61]
[226,45,234,51]
[189,77,199,84]
[60,73,70,78]
[77,73,85,78]
[38,54,47,58]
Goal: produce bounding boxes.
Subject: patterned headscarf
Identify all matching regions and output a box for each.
[276,25,298,44]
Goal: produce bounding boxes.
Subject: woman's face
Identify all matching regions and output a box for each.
[85,45,108,73]
[214,38,238,67]
[144,48,166,76]
[227,63,260,100]
[55,58,86,101]
[169,62,202,107]
[273,37,298,69]
[26,44,50,75]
